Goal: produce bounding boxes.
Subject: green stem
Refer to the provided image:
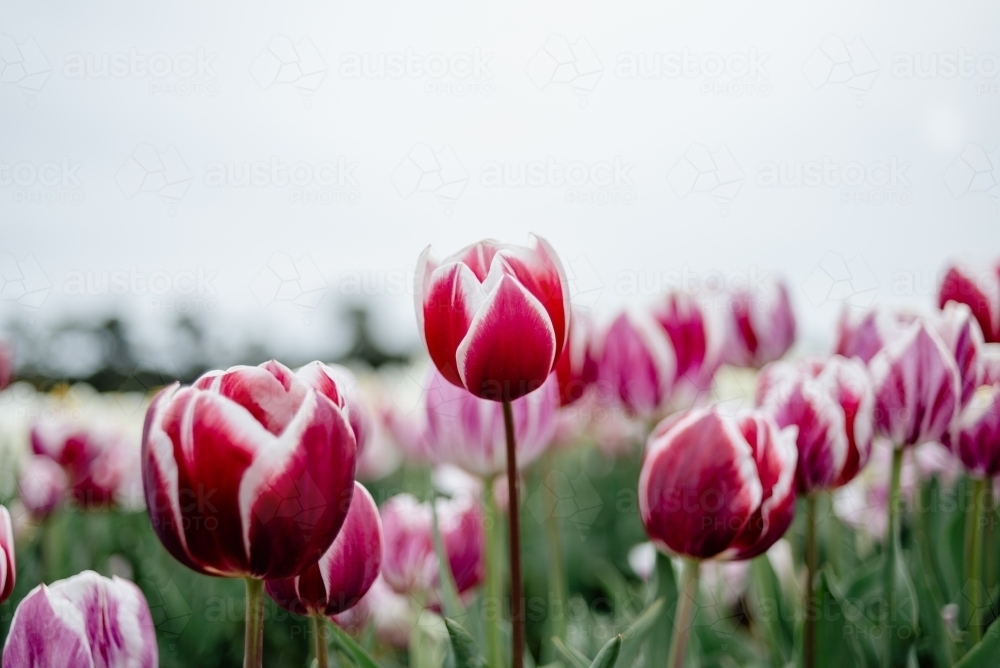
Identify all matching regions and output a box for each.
[313,616,329,668]
[244,578,265,668]
[484,478,504,668]
[502,400,525,668]
[969,477,987,645]
[668,558,700,668]
[543,451,568,649]
[882,447,904,668]
[804,493,818,668]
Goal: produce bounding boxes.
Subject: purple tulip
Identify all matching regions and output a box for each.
[949,386,1000,478]
[596,309,676,418]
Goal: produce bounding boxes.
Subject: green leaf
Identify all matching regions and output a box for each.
[551,637,589,668]
[328,621,384,668]
[645,552,678,666]
[432,495,464,620]
[444,618,489,668]
[587,635,621,668]
[614,598,665,668]
[748,554,793,667]
[814,568,865,668]
[955,615,1000,667]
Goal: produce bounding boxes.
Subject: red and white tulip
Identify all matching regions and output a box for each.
[722,279,796,368]
[596,309,676,418]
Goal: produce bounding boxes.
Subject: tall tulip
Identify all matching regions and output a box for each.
[722,279,796,368]
[142,360,358,668]
[414,235,569,668]
[266,482,382,668]
[3,571,157,667]
[638,407,797,668]
[938,260,1000,343]
[654,291,721,406]
[597,309,676,419]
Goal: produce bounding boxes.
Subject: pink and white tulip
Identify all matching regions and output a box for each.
[948,385,1000,478]
[422,368,558,478]
[654,292,721,406]
[18,456,68,519]
[757,356,875,492]
[596,309,676,418]
[3,571,157,667]
[415,236,570,401]
[0,506,14,603]
[639,407,797,560]
[379,493,484,604]
[142,360,357,580]
[30,421,131,510]
[553,308,598,408]
[722,279,796,368]
[266,481,382,617]
[938,260,1000,343]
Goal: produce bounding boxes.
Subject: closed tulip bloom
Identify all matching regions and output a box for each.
[30,421,129,509]
[723,279,796,368]
[938,261,1000,343]
[949,385,1000,478]
[654,292,721,404]
[933,302,983,407]
[553,309,598,407]
[142,360,357,580]
[834,308,904,363]
[298,363,372,455]
[3,571,157,667]
[638,407,797,560]
[266,481,382,617]
[18,456,68,519]
[597,309,676,418]
[423,368,558,478]
[415,236,569,401]
[0,506,14,603]
[758,356,875,492]
[380,493,484,603]
[870,321,961,447]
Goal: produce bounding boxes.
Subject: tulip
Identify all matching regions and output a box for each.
[834,308,900,363]
[266,482,382,668]
[142,360,357,668]
[18,456,69,519]
[414,235,568,668]
[983,343,1000,386]
[0,340,12,390]
[722,279,796,368]
[30,421,130,509]
[379,492,484,604]
[415,235,569,402]
[0,506,14,604]
[332,575,414,649]
[422,368,558,478]
[654,291,721,406]
[553,308,598,407]
[934,302,984,406]
[596,309,676,419]
[638,407,796,668]
[938,260,1000,343]
[3,570,157,667]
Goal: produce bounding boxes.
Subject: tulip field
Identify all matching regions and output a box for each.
[0,237,998,668]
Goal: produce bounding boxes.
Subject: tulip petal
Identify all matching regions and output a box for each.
[939,263,999,343]
[421,262,487,389]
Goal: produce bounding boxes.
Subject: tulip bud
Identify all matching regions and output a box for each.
[142,360,357,580]
[380,493,484,604]
[870,321,961,447]
[758,356,875,492]
[0,506,14,603]
[415,235,569,401]
[18,456,68,519]
[653,292,721,406]
[266,482,382,617]
[3,571,157,667]
[422,368,558,478]
[949,385,1000,478]
[722,279,796,368]
[638,407,797,560]
[938,261,1000,343]
[596,309,676,418]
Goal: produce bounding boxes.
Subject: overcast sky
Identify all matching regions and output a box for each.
[2,0,999,373]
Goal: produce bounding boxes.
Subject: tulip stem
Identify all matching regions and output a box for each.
[668,558,700,668]
[882,447,904,668]
[502,399,525,668]
[543,451,568,650]
[968,477,987,645]
[484,479,505,668]
[804,493,818,668]
[244,577,265,668]
[312,616,329,668]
